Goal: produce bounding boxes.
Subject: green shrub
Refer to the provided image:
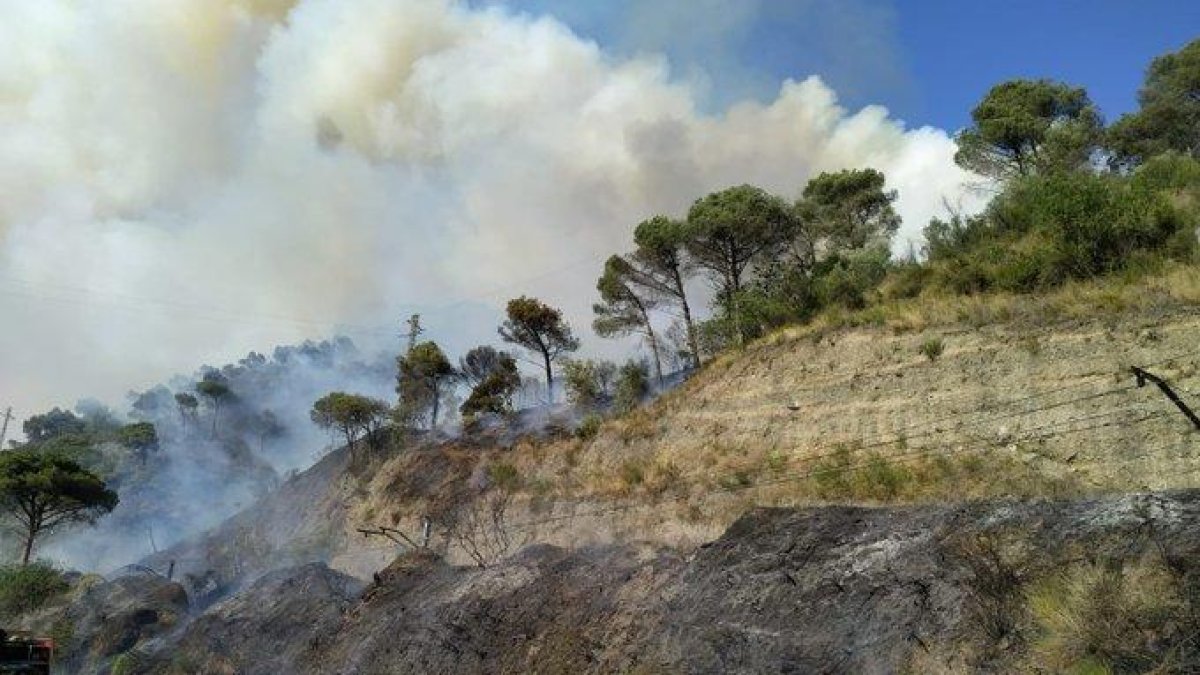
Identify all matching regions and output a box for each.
[0,562,69,619]
[812,245,891,310]
[882,260,932,300]
[716,469,753,490]
[1130,152,1200,194]
[859,455,913,500]
[919,337,945,362]
[575,414,602,441]
[614,360,651,414]
[111,651,143,675]
[619,460,645,487]
[561,359,616,409]
[924,169,1195,295]
[486,462,521,492]
[813,446,854,498]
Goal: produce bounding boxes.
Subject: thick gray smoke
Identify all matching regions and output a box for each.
[0,0,983,426]
[42,337,395,571]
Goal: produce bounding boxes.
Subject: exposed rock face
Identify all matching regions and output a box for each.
[119,490,1200,674]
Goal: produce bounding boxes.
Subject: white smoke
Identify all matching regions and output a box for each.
[0,0,983,426]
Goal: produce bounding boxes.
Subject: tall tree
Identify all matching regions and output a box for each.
[498,296,580,403]
[396,341,457,429]
[254,409,284,454]
[0,450,118,565]
[593,255,664,384]
[130,386,174,421]
[310,392,390,451]
[461,353,521,418]
[1108,38,1200,167]
[118,422,159,467]
[174,393,199,430]
[630,216,701,368]
[22,408,86,444]
[195,376,232,439]
[797,168,901,254]
[686,185,794,345]
[954,79,1103,180]
[458,346,510,388]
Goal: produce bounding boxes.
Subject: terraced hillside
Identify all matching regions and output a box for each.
[142,271,1200,584]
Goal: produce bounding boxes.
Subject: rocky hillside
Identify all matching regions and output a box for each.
[11,272,1200,673]
[141,275,1200,587]
[30,490,1200,674]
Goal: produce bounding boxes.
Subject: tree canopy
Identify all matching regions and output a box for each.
[195,376,233,439]
[458,346,509,388]
[117,422,159,466]
[798,168,900,254]
[310,392,389,451]
[631,216,701,366]
[0,450,118,565]
[593,255,664,384]
[954,79,1103,180]
[22,408,87,444]
[686,185,794,344]
[498,296,579,402]
[396,341,457,430]
[1108,38,1200,167]
[460,353,521,418]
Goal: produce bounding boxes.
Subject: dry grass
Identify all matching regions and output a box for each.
[1025,557,1191,673]
[771,263,1200,342]
[322,263,1200,568]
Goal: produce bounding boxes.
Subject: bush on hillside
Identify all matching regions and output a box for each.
[1026,557,1197,672]
[0,562,69,619]
[923,167,1198,294]
[575,414,602,440]
[561,359,616,410]
[919,337,945,362]
[613,361,650,414]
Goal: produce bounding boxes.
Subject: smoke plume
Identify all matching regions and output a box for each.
[0,0,982,430]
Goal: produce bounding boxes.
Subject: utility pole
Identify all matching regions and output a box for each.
[400,314,424,354]
[0,407,11,449]
[1132,366,1200,430]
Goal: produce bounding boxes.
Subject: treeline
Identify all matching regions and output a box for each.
[590,38,1200,356]
[318,298,652,441]
[320,38,1200,449]
[1,338,393,566]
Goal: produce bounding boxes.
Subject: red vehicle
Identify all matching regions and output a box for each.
[0,630,53,674]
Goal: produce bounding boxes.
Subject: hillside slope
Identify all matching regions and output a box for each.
[123,490,1200,674]
[11,274,1200,672]
[143,284,1200,585]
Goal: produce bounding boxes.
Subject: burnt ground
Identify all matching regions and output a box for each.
[90,490,1200,674]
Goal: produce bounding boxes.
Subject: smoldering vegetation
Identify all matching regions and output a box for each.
[37,337,395,572]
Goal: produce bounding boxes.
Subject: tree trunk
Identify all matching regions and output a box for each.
[673,267,702,368]
[542,351,554,405]
[728,264,745,348]
[21,522,36,566]
[430,383,441,431]
[643,311,665,386]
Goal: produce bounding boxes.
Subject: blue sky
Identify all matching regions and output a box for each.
[495,0,1200,131]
